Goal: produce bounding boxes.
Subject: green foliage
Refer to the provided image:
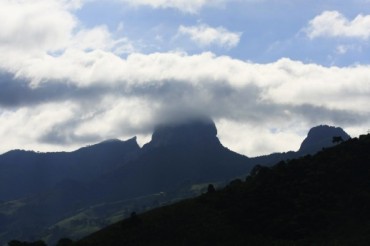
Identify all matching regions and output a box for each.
[75,134,370,246]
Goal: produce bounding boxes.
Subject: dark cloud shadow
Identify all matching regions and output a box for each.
[0,72,110,108]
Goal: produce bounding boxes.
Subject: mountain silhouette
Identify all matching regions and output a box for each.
[144,117,219,149]
[298,125,351,155]
[0,137,140,201]
[251,125,351,166]
[86,118,251,203]
[0,120,352,245]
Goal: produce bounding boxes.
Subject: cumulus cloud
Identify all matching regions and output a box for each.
[115,0,228,13]
[178,24,242,48]
[0,0,134,58]
[1,50,370,156]
[0,0,76,52]
[306,11,370,39]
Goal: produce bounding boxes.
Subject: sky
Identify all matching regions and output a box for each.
[0,0,370,157]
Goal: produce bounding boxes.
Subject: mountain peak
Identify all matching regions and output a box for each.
[98,137,138,146]
[298,125,351,154]
[144,117,220,149]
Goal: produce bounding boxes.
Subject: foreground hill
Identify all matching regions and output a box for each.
[76,134,370,246]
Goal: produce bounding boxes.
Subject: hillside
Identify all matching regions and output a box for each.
[76,134,370,246]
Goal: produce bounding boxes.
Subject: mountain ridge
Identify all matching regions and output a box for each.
[0,120,352,245]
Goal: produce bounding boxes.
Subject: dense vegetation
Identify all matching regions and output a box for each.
[76,134,370,246]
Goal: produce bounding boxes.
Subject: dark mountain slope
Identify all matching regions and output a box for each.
[86,119,251,203]
[298,125,350,155]
[76,134,370,246]
[0,137,140,201]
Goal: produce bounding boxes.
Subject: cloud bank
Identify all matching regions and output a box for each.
[0,1,369,157]
[1,50,369,156]
[114,0,229,13]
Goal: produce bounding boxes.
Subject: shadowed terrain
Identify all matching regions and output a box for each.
[76,134,370,246]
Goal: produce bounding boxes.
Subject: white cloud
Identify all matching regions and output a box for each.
[0,102,78,152]
[115,0,227,13]
[335,44,361,54]
[178,24,242,48]
[1,50,370,156]
[0,0,76,53]
[0,0,134,58]
[69,26,135,54]
[216,119,304,157]
[306,11,370,39]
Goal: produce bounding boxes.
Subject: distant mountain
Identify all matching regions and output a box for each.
[0,137,140,200]
[0,120,352,245]
[251,125,351,166]
[85,118,252,203]
[144,117,219,149]
[0,119,252,245]
[298,125,351,155]
[76,134,370,246]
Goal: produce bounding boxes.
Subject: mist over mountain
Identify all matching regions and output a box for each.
[0,118,352,245]
[144,117,219,149]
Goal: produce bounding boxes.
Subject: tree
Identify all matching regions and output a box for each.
[207,184,216,193]
[332,136,344,144]
[8,240,46,246]
[129,211,142,226]
[56,238,73,246]
[8,240,23,246]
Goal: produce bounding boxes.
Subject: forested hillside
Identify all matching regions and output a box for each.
[76,134,370,246]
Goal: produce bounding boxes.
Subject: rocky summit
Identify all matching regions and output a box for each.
[144,118,220,149]
[298,125,351,155]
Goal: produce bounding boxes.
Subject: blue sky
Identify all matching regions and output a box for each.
[75,0,370,65]
[0,0,369,156]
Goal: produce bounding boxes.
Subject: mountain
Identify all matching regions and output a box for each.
[0,137,140,201]
[251,125,351,166]
[0,119,253,245]
[76,134,370,246]
[0,121,352,245]
[86,119,251,204]
[144,117,219,149]
[298,125,351,155]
